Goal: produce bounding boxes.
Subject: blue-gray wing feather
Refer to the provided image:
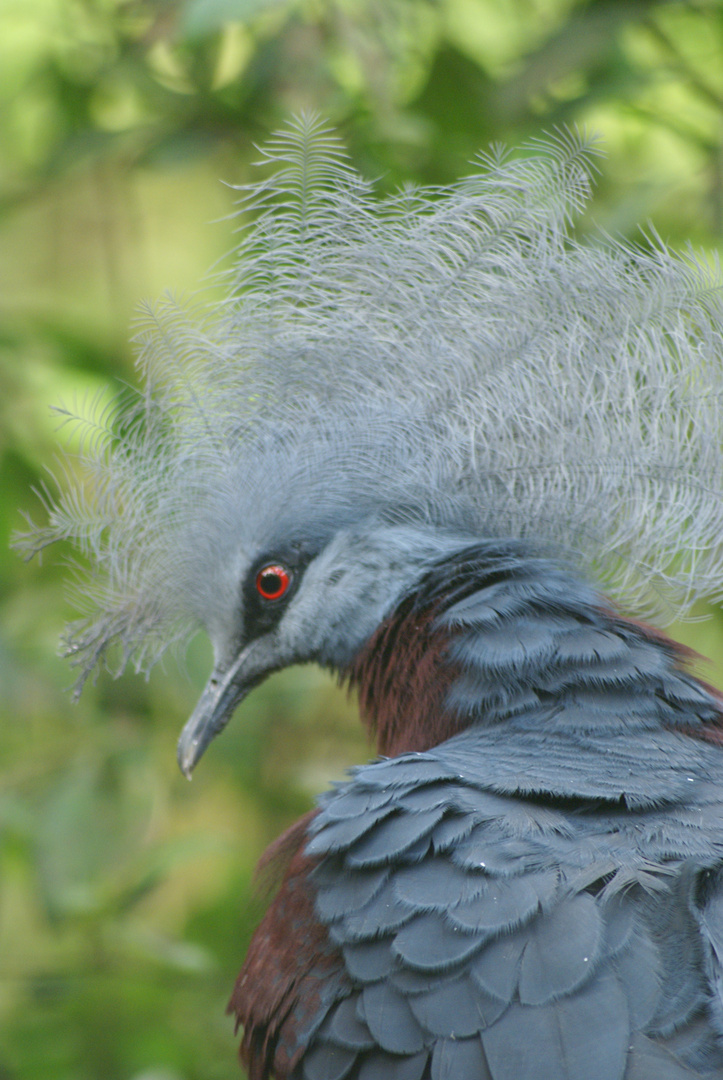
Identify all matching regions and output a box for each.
[300,730,723,1080]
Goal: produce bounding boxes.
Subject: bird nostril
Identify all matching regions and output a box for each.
[210,678,219,689]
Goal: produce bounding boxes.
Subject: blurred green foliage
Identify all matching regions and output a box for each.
[2,1,723,1077]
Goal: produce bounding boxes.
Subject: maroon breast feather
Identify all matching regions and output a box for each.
[346,604,464,757]
[230,604,461,1077]
[229,812,349,1080]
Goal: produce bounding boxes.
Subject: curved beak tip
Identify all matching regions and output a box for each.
[176,712,219,778]
[178,743,197,780]
[176,654,256,779]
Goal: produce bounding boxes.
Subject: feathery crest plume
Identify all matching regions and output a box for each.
[15,114,723,688]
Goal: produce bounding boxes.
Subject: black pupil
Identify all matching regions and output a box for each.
[262,572,283,595]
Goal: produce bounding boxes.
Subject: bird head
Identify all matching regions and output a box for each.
[15,114,723,771]
[176,521,467,776]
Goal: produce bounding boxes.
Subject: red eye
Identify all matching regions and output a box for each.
[256,564,292,601]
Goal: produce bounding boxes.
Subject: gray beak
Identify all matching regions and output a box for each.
[177,646,260,778]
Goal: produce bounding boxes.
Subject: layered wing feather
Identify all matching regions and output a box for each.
[298,736,723,1080]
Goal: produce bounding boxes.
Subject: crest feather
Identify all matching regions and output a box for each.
[15,113,723,686]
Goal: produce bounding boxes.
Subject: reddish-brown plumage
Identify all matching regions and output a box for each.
[346,603,463,757]
[229,814,348,1080]
[231,600,463,1076]
[618,614,700,663]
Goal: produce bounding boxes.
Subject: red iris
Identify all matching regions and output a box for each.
[256,564,291,601]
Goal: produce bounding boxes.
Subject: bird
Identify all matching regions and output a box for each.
[16,114,723,1079]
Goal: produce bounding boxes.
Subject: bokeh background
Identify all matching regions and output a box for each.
[2,1,723,1077]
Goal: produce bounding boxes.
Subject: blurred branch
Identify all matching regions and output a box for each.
[642,13,723,112]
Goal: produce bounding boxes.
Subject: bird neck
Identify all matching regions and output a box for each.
[345,541,723,758]
[346,596,464,757]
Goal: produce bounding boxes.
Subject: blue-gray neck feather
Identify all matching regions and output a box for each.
[347,540,723,771]
[427,543,721,742]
